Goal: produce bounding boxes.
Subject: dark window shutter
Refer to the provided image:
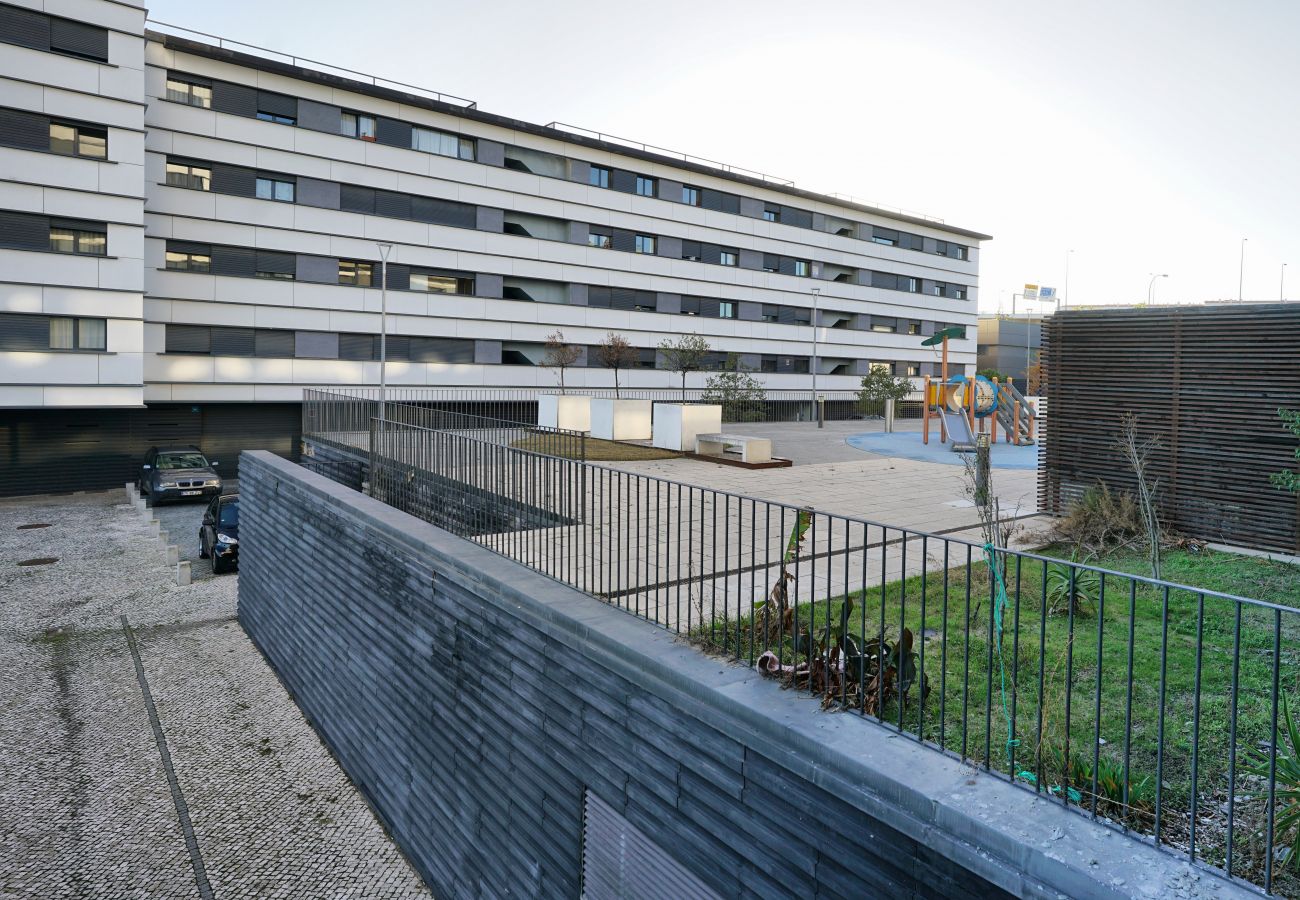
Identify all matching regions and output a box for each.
[210,327,255,356]
[383,335,410,361]
[778,257,797,276]
[762,253,779,271]
[782,206,812,229]
[587,287,611,308]
[211,81,258,117]
[635,290,656,310]
[411,337,473,363]
[210,245,256,278]
[718,193,739,215]
[385,264,410,290]
[254,330,294,358]
[610,230,635,253]
[255,250,295,276]
[210,163,256,197]
[410,196,475,228]
[0,107,50,151]
[681,241,701,259]
[699,298,721,318]
[0,5,51,51]
[167,240,210,256]
[700,244,722,265]
[256,90,297,118]
[338,333,374,360]
[165,324,211,354]
[340,184,376,214]
[609,170,637,194]
[374,190,411,220]
[0,210,49,251]
[777,307,797,325]
[0,312,51,350]
[870,271,894,290]
[699,189,725,212]
[375,118,412,148]
[49,18,107,61]
[610,287,637,311]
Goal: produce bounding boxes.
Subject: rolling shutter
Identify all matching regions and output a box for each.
[781,206,812,229]
[211,81,258,117]
[586,287,611,308]
[382,335,410,361]
[210,327,255,356]
[253,330,294,358]
[49,17,107,62]
[375,117,412,148]
[256,90,297,119]
[609,169,637,194]
[410,337,473,363]
[340,184,376,214]
[581,790,720,900]
[700,243,722,265]
[210,163,256,197]
[0,210,49,251]
[374,190,411,220]
[0,312,51,351]
[165,324,211,354]
[411,196,476,228]
[255,250,295,277]
[338,333,374,360]
[210,245,256,278]
[0,107,50,152]
[699,189,725,212]
[778,256,797,276]
[0,5,51,51]
[384,264,410,290]
[610,229,635,253]
[294,331,338,359]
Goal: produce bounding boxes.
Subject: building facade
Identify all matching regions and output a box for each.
[976,315,1044,384]
[0,0,989,493]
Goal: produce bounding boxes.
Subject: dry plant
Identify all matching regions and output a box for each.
[1113,413,1164,580]
[542,330,581,394]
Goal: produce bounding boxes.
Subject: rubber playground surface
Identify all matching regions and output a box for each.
[845,431,1038,469]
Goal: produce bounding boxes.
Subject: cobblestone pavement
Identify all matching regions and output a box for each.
[0,490,431,899]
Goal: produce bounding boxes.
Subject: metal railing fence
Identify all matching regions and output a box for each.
[302,406,1297,897]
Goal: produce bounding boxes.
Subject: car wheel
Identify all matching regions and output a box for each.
[212,556,227,575]
[199,536,209,560]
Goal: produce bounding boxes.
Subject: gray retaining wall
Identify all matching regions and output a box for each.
[237,451,1251,899]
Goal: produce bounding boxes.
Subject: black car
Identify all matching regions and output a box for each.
[199,493,239,574]
[138,446,222,504]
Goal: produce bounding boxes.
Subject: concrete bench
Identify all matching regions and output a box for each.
[695,433,773,464]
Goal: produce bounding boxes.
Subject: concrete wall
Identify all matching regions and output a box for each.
[237,452,1243,900]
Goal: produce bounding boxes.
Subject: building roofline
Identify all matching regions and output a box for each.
[146,29,994,243]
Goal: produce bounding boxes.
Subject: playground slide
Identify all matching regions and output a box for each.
[941,410,977,452]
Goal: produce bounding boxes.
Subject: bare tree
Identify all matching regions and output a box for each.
[542,330,581,394]
[1114,413,1163,579]
[658,334,712,401]
[596,332,638,398]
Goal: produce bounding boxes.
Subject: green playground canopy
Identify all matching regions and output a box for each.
[921,326,966,347]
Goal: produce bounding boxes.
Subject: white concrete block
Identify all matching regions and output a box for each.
[176,560,191,586]
[589,398,652,441]
[537,394,591,432]
[652,404,722,451]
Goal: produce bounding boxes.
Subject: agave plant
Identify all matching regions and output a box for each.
[1045,561,1101,617]
[1245,695,1300,870]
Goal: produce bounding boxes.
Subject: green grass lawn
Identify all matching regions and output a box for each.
[695,545,1300,886]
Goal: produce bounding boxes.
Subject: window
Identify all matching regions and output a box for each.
[166,76,211,108]
[793,259,810,277]
[49,226,106,256]
[679,297,700,316]
[908,321,921,335]
[49,122,106,159]
[48,317,105,350]
[341,112,377,141]
[411,272,473,294]
[338,260,373,287]
[905,363,921,377]
[953,285,968,300]
[165,161,211,191]
[719,301,736,319]
[589,166,610,188]
[411,126,474,160]
[256,109,295,126]
[681,241,702,262]
[681,186,699,205]
[719,250,738,267]
[761,304,780,323]
[931,282,946,297]
[762,205,779,223]
[871,322,896,333]
[761,254,779,274]
[871,227,899,247]
[635,176,656,198]
[255,177,295,202]
[165,248,210,272]
[588,229,612,249]
[634,234,656,255]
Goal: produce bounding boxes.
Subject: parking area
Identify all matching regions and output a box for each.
[0,488,430,898]
[148,481,238,582]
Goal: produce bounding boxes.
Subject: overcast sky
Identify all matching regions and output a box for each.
[145,0,1300,313]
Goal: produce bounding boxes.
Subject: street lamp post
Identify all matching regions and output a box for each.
[1239,238,1247,302]
[1282,263,1288,302]
[377,242,392,429]
[1147,273,1169,304]
[810,286,822,428]
[1063,249,1073,308]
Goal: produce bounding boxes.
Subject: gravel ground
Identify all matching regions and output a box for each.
[0,489,430,899]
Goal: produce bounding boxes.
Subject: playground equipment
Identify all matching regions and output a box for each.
[920,327,1037,451]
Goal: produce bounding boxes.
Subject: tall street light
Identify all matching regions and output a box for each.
[1238,238,1247,302]
[1063,249,1073,308]
[810,286,822,428]
[1282,262,1288,302]
[377,242,392,429]
[1147,273,1168,304]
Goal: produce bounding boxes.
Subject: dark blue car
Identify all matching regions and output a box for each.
[199,493,239,574]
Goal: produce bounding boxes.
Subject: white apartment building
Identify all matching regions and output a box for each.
[0,0,989,493]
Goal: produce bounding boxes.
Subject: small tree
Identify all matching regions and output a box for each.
[658,334,712,401]
[1114,413,1163,580]
[702,355,767,422]
[1273,409,1300,493]
[856,366,912,415]
[542,330,581,394]
[597,332,638,399]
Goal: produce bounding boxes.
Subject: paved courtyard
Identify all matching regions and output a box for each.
[0,490,430,899]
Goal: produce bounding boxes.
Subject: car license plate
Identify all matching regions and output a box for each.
[181,490,201,496]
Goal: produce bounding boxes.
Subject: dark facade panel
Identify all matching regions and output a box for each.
[0,106,51,152]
